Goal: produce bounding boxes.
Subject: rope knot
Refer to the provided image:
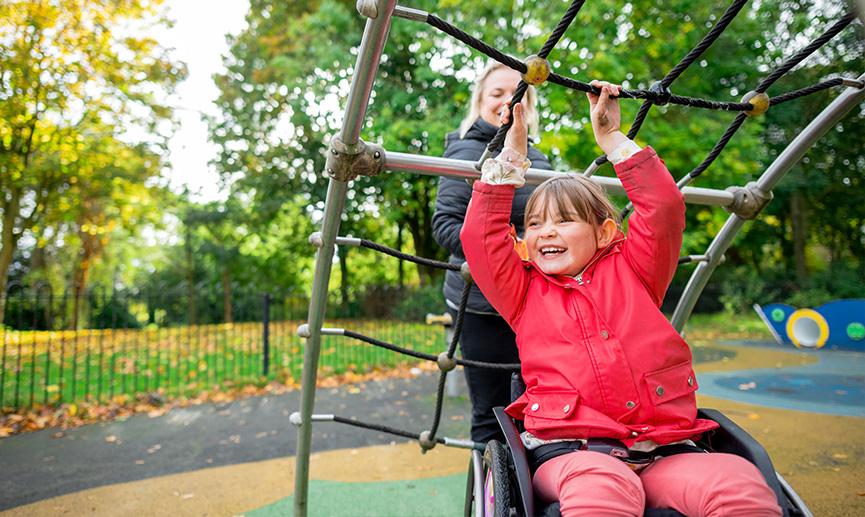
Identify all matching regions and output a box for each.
[648,81,672,106]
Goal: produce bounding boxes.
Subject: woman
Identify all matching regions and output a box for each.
[432,62,553,444]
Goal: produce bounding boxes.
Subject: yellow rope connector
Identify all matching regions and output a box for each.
[522,54,550,85]
[741,91,770,117]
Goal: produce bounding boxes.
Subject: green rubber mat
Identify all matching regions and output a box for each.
[247,474,466,517]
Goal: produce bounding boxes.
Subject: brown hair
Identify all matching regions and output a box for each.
[524,175,621,231]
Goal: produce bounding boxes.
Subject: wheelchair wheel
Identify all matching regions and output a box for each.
[482,440,511,517]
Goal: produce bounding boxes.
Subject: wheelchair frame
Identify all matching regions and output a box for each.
[464,406,813,517]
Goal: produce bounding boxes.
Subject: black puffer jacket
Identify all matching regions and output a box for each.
[432,118,553,314]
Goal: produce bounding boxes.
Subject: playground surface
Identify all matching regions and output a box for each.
[1,341,864,516]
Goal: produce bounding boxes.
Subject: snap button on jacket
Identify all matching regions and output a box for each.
[461,147,718,446]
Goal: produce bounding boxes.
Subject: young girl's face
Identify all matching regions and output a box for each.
[525,197,604,277]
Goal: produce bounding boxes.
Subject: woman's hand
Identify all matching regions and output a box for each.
[587,80,627,156]
[501,101,528,157]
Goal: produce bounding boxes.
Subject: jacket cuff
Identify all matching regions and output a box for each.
[472,181,516,214]
[613,146,662,191]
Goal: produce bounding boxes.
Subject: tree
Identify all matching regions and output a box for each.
[209,0,862,305]
[0,0,185,323]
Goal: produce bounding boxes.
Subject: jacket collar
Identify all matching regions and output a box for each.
[463,118,498,142]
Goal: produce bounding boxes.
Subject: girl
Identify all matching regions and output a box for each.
[460,80,781,516]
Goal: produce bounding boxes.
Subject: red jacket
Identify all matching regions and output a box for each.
[460,147,717,445]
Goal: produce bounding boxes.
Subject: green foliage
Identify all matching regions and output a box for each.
[0,0,185,322]
[718,267,780,313]
[8,0,863,318]
[393,285,447,322]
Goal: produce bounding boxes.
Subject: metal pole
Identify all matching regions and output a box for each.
[293,2,398,515]
[671,74,865,332]
[384,150,737,208]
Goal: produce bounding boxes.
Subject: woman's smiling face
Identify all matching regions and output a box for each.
[479,67,522,127]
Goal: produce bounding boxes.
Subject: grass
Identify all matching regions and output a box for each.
[1,311,775,412]
[1,319,444,411]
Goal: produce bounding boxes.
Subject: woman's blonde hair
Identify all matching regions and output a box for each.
[525,175,621,231]
[459,62,540,138]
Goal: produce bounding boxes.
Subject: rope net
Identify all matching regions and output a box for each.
[303,1,861,451]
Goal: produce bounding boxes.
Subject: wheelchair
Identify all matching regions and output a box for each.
[464,374,812,517]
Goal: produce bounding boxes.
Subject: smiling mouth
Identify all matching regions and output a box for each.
[540,247,566,256]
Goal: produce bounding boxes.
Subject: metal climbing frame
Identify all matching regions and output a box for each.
[291,0,864,514]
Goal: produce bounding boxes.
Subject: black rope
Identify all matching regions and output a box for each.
[769,77,845,106]
[662,0,750,87]
[426,282,472,440]
[484,81,531,154]
[427,372,449,439]
[446,281,471,359]
[331,416,486,451]
[589,0,752,168]
[685,13,855,181]
[426,14,526,73]
[341,329,520,371]
[358,239,459,271]
[755,12,856,93]
[619,13,854,219]
[538,0,586,59]
[482,0,590,157]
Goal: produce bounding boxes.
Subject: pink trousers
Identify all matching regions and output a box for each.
[532,451,782,516]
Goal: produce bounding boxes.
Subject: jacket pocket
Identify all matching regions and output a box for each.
[523,389,580,420]
[642,361,698,426]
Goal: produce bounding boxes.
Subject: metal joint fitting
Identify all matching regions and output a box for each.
[459,261,473,284]
[355,0,377,18]
[725,181,773,219]
[741,91,770,117]
[436,352,457,372]
[308,232,323,247]
[648,81,672,106]
[522,55,551,86]
[841,78,865,89]
[296,323,311,338]
[418,430,437,452]
[289,411,303,427]
[325,136,385,182]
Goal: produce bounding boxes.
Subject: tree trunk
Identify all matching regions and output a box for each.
[185,224,197,325]
[0,196,22,327]
[790,191,808,286]
[222,268,233,323]
[404,181,444,286]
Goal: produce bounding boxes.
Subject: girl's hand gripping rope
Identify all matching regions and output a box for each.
[587,80,629,156]
[480,101,532,187]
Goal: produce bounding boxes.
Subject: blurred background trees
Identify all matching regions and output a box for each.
[3,0,863,328]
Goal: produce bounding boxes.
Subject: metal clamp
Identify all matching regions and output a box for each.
[841,77,865,89]
[356,0,377,18]
[725,181,773,219]
[325,136,385,182]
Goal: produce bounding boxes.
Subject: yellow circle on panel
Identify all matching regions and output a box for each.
[786,308,829,349]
